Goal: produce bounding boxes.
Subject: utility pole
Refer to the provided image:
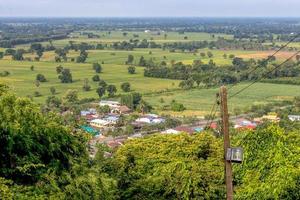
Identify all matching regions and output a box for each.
[220,86,234,200]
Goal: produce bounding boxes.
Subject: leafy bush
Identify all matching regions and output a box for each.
[36,74,47,82]
[171,101,186,112]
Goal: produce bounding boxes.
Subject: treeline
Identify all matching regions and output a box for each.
[163,37,296,52]
[112,39,161,50]
[0,34,68,48]
[144,57,300,87]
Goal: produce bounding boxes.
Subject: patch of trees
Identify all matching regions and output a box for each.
[0,71,10,77]
[11,49,26,61]
[126,54,134,64]
[163,37,276,52]
[121,82,131,92]
[112,39,161,50]
[82,78,91,91]
[0,88,117,199]
[1,84,300,199]
[92,75,100,82]
[0,34,68,48]
[121,92,142,110]
[127,66,136,74]
[144,57,300,87]
[232,124,300,199]
[170,100,186,112]
[93,63,102,73]
[112,133,224,199]
[36,74,47,82]
[58,67,73,83]
[55,48,68,62]
[76,50,88,63]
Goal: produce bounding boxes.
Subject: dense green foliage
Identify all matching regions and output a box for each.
[112,133,225,199]
[0,89,117,199]
[0,89,299,199]
[144,57,300,87]
[233,125,300,200]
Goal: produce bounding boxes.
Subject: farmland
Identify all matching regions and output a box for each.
[144,82,300,116]
[4,48,293,66]
[1,28,300,116]
[16,31,234,49]
[0,60,180,104]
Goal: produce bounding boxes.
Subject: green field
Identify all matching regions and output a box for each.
[144,83,300,116]
[2,31,300,116]
[4,48,292,67]
[0,60,180,104]
[16,31,233,49]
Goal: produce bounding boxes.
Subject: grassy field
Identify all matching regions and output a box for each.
[0,60,180,104]
[144,83,300,116]
[2,57,297,116]
[16,31,233,49]
[3,48,295,67]
[2,31,300,116]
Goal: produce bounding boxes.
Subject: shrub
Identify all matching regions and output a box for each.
[171,101,186,112]
[36,74,47,82]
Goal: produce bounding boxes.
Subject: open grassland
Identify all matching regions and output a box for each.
[16,31,233,49]
[2,58,298,116]
[3,31,300,115]
[144,83,300,116]
[0,60,180,104]
[3,48,295,67]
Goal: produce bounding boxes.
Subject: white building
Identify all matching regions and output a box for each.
[288,115,300,121]
[161,129,180,135]
[135,114,165,124]
[90,119,110,128]
[136,117,151,124]
[99,100,120,108]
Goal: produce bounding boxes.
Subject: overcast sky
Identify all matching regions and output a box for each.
[0,0,299,17]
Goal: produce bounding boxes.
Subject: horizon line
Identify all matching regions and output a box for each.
[0,16,300,19]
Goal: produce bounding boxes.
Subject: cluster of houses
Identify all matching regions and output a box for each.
[80,100,132,133]
[81,102,300,157]
[81,100,167,134]
[134,114,165,125]
[81,100,168,156]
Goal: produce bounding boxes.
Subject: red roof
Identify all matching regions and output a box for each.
[210,122,218,129]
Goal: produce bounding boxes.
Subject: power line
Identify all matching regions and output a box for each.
[205,101,217,128]
[205,33,300,127]
[227,33,300,91]
[229,50,300,99]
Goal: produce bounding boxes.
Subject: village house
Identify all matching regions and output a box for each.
[254,112,280,123]
[99,100,120,108]
[135,114,165,124]
[233,118,257,130]
[111,105,131,114]
[161,129,180,135]
[81,108,97,116]
[288,115,300,121]
[90,119,111,128]
[100,100,131,115]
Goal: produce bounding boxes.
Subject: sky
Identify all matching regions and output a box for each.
[0,0,299,17]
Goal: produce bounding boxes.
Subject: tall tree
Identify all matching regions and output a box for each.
[107,85,117,97]
[127,66,136,74]
[96,87,106,99]
[58,69,73,83]
[121,82,131,92]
